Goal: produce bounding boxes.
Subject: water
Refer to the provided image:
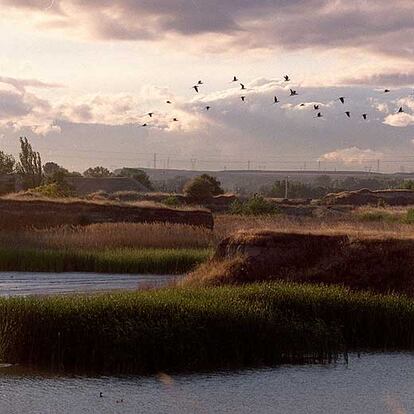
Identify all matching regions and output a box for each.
[0,353,413,413]
[0,272,177,296]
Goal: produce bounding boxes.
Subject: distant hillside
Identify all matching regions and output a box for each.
[116,168,414,194]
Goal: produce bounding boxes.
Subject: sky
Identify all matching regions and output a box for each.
[0,0,413,172]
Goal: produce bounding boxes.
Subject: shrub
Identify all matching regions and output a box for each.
[162,195,181,207]
[405,209,414,224]
[184,174,224,202]
[29,182,74,198]
[230,195,280,216]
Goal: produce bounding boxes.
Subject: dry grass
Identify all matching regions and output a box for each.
[214,213,414,240]
[0,223,217,250]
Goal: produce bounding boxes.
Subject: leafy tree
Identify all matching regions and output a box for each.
[230,195,280,216]
[184,174,224,201]
[17,137,42,188]
[83,166,112,178]
[0,151,16,174]
[116,168,154,190]
[43,162,70,184]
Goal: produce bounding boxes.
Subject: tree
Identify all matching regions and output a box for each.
[83,166,112,178]
[184,174,224,201]
[17,137,42,188]
[43,162,69,184]
[0,151,16,175]
[116,168,154,190]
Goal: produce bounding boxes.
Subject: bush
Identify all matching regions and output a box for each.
[230,195,280,216]
[29,182,74,198]
[162,195,181,207]
[405,209,414,223]
[184,174,224,202]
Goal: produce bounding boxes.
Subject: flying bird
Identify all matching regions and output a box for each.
[284,75,290,82]
[240,83,246,90]
[316,112,323,118]
[173,118,178,122]
[148,112,154,117]
[205,106,211,111]
[197,80,203,85]
[166,100,172,104]
[299,103,305,107]
[274,96,280,104]
[290,89,298,96]
[192,85,199,93]
[232,76,239,82]
[241,96,246,102]
[338,97,345,104]
[345,111,351,118]
[141,123,148,127]
[314,104,319,110]
[383,89,391,93]
[362,113,367,120]
[398,107,404,113]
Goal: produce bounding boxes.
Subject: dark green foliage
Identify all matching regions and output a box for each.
[17,137,42,188]
[116,168,154,190]
[1,282,414,373]
[0,248,211,274]
[0,151,16,174]
[184,174,224,201]
[83,166,112,178]
[230,195,280,216]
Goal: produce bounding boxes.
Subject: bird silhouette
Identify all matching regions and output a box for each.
[100,393,103,398]
[240,83,246,90]
[166,100,172,104]
[148,112,154,117]
[173,117,178,121]
[141,123,148,127]
[290,89,298,96]
[205,106,211,111]
[362,113,367,120]
[299,103,305,107]
[274,96,280,103]
[241,96,246,102]
[314,104,319,110]
[383,89,391,93]
[197,80,203,85]
[398,107,404,113]
[338,97,345,104]
[316,112,323,118]
[232,76,238,82]
[192,85,199,93]
[284,75,290,82]
[345,111,351,118]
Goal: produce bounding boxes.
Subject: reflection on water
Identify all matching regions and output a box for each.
[0,353,414,413]
[0,272,176,297]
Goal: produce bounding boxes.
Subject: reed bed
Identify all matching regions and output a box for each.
[0,248,211,274]
[0,282,414,374]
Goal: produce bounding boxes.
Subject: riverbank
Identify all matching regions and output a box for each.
[1,282,414,373]
[0,248,211,274]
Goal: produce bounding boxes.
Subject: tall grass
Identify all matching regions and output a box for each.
[0,282,414,373]
[0,248,211,274]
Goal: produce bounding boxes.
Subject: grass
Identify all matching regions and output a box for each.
[0,248,211,274]
[1,282,414,373]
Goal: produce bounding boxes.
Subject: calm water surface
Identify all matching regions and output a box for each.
[0,353,413,413]
[0,272,176,296]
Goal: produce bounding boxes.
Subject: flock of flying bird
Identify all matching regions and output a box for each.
[140,75,407,127]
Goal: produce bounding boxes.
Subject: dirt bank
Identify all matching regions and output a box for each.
[0,198,214,230]
[321,188,414,206]
[184,230,414,295]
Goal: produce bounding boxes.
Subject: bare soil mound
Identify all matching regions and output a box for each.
[185,230,414,295]
[321,188,414,206]
[0,198,214,230]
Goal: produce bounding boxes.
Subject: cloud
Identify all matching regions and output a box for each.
[319,147,384,165]
[384,113,414,127]
[1,0,414,58]
[342,72,414,87]
[0,76,62,93]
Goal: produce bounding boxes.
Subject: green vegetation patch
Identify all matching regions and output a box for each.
[0,248,211,274]
[1,282,414,374]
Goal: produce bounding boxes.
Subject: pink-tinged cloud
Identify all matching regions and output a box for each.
[319,147,384,165]
[1,0,414,58]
